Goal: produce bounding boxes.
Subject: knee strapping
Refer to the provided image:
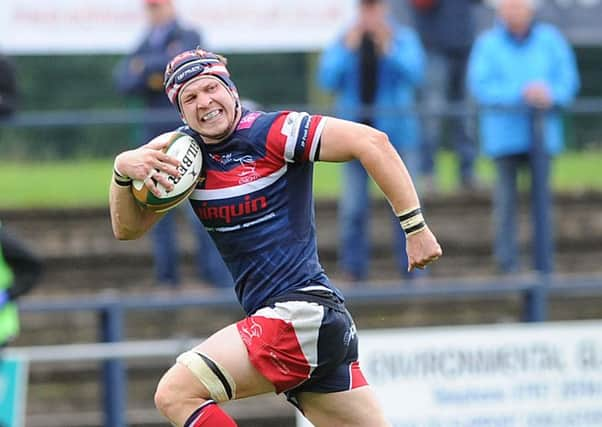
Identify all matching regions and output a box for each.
[176,351,236,402]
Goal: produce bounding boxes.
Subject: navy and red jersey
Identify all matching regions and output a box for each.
[180,110,342,314]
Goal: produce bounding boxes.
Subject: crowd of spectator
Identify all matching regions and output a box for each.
[318,0,579,282]
[0,0,582,286]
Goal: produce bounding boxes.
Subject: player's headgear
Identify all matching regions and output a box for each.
[164,48,239,113]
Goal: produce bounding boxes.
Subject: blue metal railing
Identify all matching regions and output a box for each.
[1,98,602,129]
[17,273,602,427]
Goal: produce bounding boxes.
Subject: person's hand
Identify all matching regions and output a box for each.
[406,227,443,271]
[523,81,553,109]
[370,23,392,55]
[344,24,365,50]
[114,136,181,197]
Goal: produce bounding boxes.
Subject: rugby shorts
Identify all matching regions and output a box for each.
[236,290,368,406]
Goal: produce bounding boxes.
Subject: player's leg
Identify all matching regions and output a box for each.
[184,203,233,288]
[338,160,370,282]
[419,51,448,193]
[150,210,180,286]
[297,386,391,427]
[493,155,520,273]
[278,298,389,427]
[154,323,275,426]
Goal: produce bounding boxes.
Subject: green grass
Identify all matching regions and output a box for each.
[1,150,601,208]
[1,159,113,208]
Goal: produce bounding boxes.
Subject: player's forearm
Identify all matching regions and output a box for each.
[358,132,421,215]
[109,181,160,240]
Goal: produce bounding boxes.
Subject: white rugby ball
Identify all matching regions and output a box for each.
[131,131,202,213]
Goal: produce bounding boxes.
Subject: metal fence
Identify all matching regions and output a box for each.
[1,98,602,158]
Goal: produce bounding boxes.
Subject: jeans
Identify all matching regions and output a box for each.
[338,147,422,281]
[493,151,554,274]
[420,51,476,184]
[151,203,233,288]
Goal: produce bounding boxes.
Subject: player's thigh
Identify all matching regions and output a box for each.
[160,323,275,400]
[297,386,391,427]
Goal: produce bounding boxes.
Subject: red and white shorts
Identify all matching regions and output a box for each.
[236,292,368,404]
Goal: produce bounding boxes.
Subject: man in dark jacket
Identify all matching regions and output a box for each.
[410,0,479,192]
[0,54,17,117]
[113,0,233,289]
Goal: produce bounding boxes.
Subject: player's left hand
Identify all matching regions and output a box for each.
[406,227,443,271]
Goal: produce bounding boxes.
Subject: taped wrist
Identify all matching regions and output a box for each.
[113,161,132,187]
[397,207,426,236]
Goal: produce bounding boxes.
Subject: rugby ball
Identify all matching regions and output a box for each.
[131,131,202,213]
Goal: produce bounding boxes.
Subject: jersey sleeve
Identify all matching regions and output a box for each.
[266,111,327,163]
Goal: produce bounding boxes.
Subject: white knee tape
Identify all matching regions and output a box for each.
[176,351,236,402]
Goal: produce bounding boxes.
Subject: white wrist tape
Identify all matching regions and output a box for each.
[113,160,132,186]
[397,207,426,236]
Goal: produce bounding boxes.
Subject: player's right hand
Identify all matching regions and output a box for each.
[114,137,181,193]
[406,227,443,272]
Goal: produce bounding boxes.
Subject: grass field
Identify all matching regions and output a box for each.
[1,150,601,208]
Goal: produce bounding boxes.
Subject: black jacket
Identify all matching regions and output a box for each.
[0,227,43,302]
[0,54,17,117]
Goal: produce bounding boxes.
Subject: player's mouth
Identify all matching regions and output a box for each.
[201,109,222,122]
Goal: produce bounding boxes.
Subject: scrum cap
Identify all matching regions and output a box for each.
[164,48,238,112]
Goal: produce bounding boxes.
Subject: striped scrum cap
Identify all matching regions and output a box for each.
[164,48,237,112]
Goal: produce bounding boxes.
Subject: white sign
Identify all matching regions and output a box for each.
[298,321,602,427]
[0,0,355,55]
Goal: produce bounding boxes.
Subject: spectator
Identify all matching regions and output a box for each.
[317,0,425,283]
[467,0,580,274]
[0,53,17,117]
[113,0,232,288]
[410,0,479,193]
[0,223,43,348]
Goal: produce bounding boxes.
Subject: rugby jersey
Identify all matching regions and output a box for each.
[181,110,342,314]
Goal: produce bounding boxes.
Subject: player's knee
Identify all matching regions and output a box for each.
[154,365,200,418]
[154,373,181,418]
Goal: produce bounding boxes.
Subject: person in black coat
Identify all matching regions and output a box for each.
[410,0,480,192]
[0,54,17,117]
[113,0,233,289]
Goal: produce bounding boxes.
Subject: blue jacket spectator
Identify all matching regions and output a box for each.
[467,0,580,275]
[318,22,424,152]
[317,0,425,283]
[468,22,580,157]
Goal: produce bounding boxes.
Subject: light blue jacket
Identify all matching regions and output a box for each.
[317,22,425,149]
[467,22,580,158]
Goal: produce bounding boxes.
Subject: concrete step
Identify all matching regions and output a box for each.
[2,192,602,294]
